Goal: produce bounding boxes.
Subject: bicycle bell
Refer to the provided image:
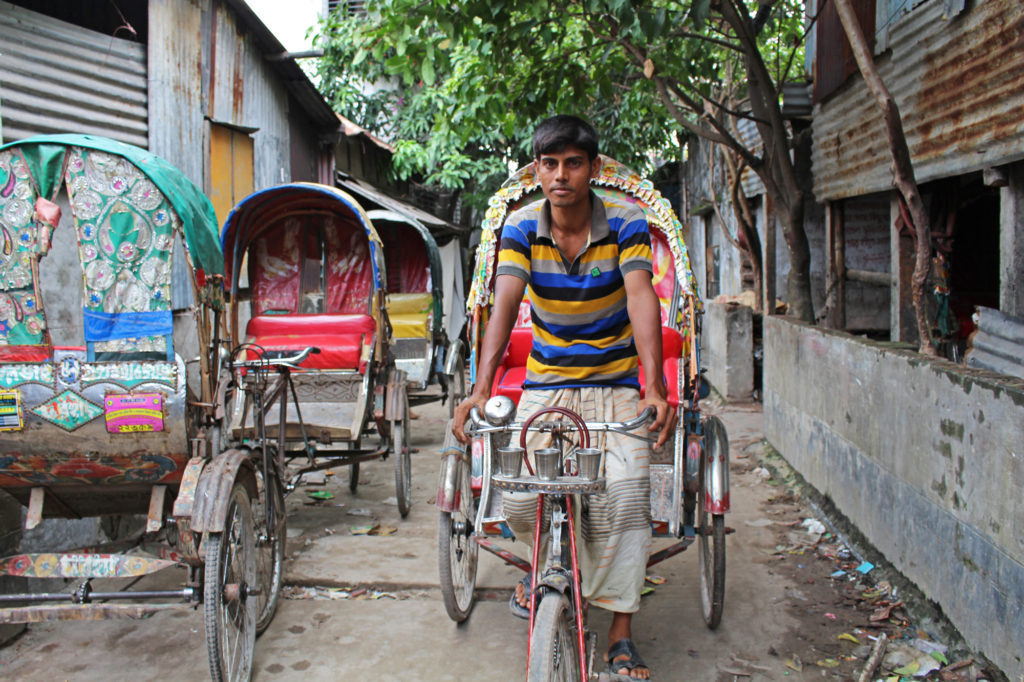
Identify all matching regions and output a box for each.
[483,395,516,425]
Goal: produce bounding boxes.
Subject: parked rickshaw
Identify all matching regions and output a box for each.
[220,184,413,516]
[0,134,273,681]
[369,208,466,416]
[437,156,731,680]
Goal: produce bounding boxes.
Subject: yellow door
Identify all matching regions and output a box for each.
[209,123,255,227]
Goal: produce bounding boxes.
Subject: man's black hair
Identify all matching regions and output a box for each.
[532,115,599,161]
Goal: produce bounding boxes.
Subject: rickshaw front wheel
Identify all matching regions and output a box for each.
[392,389,412,518]
[527,591,582,682]
[437,452,477,622]
[205,482,257,682]
[349,462,360,492]
[698,509,726,629]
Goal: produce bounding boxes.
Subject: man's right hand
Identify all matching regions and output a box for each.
[452,394,488,444]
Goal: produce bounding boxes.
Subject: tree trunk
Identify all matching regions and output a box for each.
[833,0,935,355]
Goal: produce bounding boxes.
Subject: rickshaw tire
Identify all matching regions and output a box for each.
[349,462,360,492]
[527,592,581,682]
[393,418,412,517]
[204,482,257,682]
[254,471,286,634]
[699,513,726,630]
[438,452,477,622]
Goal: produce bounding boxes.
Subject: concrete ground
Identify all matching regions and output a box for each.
[0,398,917,681]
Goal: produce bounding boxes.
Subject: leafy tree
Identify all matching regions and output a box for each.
[314,0,815,320]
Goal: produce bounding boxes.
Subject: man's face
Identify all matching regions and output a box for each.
[537,145,600,210]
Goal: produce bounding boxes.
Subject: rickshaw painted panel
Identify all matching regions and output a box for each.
[0,553,174,579]
[250,221,302,314]
[0,149,47,347]
[1,135,224,281]
[324,213,376,314]
[65,147,177,358]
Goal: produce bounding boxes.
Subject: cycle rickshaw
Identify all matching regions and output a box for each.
[220,184,413,516]
[436,156,731,680]
[0,134,274,680]
[370,208,466,416]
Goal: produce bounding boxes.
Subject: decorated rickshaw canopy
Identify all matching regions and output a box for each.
[467,155,700,316]
[0,134,224,278]
[220,182,386,300]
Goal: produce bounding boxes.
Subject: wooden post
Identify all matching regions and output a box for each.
[835,200,847,330]
[891,193,917,343]
[764,193,776,315]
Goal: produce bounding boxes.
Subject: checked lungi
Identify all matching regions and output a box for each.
[502,386,651,614]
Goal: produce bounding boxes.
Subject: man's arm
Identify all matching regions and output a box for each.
[451,274,527,443]
[623,269,676,449]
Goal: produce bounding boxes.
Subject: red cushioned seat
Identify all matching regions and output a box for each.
[490,327,533,404]
[490,325,684,406]
[245,314,377,371]
[639,326,684,406]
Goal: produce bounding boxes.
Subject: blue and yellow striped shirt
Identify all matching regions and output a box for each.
[496,192,653,389]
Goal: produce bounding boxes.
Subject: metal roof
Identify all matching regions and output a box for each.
[335,172,468,235]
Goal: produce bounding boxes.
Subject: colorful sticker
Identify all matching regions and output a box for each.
[0,363,54,389]
[0,389,23,431]
[81,361,176,389]
[104,393,164,433]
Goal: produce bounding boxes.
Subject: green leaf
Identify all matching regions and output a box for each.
[691,0,711,31]
[384,54,410,75]
[929,651,949,665]
[421,57,436,86]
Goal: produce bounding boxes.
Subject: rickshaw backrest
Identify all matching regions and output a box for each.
[490,325,683,406]
[245,313,376,372]
[387,292,433,340]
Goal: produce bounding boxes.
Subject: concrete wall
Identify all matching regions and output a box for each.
[763,316,1024,678]
[702,302,753,401]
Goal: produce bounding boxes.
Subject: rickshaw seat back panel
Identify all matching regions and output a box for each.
[246,313,376,371]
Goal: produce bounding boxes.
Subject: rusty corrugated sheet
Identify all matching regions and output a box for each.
[811,0,1024,201]
[148,0,205,184]
[0,0,147,146]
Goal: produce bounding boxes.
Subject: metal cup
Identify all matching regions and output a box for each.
[497,446,524,477]
[534,447,561,481]
[576,448,602,480]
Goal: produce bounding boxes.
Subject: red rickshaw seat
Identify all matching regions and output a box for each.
[490,326,684,406]
[245,314,376,371]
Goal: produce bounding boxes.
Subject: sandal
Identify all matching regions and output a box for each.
[508,573,532,619]
[606,638,650,678]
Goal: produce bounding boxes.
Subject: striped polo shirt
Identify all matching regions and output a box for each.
[496,191,653,389]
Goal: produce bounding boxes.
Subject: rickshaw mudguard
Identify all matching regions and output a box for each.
[443,339,465,377]
[436,423,467,513]
[702,414,730,514]
[188,449,258,533]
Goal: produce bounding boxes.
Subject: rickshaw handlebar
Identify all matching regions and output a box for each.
[468,406,656,440]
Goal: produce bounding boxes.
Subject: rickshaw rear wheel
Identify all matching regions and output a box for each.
[205,482,257,682]
[392,391,412,518]
[253,469,286,634]
[438,452,477,622]
[527,591,582,682]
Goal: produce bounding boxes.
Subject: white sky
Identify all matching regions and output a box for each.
[246,0,322,52]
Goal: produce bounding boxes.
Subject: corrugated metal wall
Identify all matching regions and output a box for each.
[812,0,1024,201]
[0,0,147,146]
